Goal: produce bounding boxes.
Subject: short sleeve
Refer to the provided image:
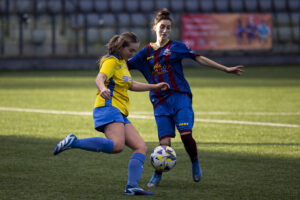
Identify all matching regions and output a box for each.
[100,58,118,80]
[174,41,200,60]
[127,46,147,71]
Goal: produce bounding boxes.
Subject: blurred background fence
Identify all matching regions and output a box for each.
[0,0,299,70]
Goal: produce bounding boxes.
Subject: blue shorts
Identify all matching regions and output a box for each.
[93,106,131,133]
[154,93,194,140]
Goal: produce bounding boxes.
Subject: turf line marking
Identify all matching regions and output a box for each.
[132,111,300,116]
[0,107,299,128]
[0,107,92,116]
[193,119,300,128]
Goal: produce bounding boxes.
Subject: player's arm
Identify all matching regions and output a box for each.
[95,58,117,100]
[95,72,111,100]
[195,55,244,76]
[129,81,169,92]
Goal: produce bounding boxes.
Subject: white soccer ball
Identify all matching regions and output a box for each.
[150,145,177,172]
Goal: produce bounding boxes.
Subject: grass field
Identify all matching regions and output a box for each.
[0,66,300,200]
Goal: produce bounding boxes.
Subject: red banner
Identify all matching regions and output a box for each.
[181,14,272,50]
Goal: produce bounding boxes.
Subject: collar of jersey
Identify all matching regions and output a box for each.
[108,53,121,61]
[150,40,170,50]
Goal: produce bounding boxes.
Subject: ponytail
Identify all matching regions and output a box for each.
[98,32,139,63]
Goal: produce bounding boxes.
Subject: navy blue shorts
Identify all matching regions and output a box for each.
[154,93,194,140]
[93,106,131,133]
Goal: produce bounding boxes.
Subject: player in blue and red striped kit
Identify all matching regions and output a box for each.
[128,9,244,188]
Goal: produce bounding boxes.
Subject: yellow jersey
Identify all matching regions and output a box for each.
[94,54,132,116]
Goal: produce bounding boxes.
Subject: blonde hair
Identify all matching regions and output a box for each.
[152,8,173,32]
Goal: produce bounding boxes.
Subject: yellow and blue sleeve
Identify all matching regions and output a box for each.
[100,58,118,80]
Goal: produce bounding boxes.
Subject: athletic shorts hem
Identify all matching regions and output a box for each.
[93,106,130,133]
[159,134,176,141]
[179,130,192,134]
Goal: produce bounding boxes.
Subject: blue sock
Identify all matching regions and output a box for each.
[192,160,202,175]
[127,153,146,187]
[72,137,114,153]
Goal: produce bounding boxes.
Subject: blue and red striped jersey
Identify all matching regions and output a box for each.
[128,40,199,108]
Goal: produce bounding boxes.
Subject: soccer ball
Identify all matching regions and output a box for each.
[150,145,177,172]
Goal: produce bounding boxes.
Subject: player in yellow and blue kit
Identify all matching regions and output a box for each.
[53,32,169,196]
[128,9,244,187]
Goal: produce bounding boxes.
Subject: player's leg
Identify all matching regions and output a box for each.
[180,132,202,182]
[53,107,124,155]
[53,122,124,155]
[175,107,202,182]
[147,115,175,188]
[123,123,153,195]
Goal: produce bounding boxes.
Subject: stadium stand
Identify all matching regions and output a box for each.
[0,0,299,69]
[215,0,229,12]
[258,0,272,12]
[185,0,199,12]
[94,0,109,12]
[273,0,287,12]
[86,13,100,27]
[15,0,33,13]
[288,0,300,11]
[200,0,214,12]
[79,0,93,13]
[125,0,140,13]
[230,0,244,12]
[170,0,185,12]
[117,13,131,27]
[109,0,124,12]
[64,0,77,13]
[36,0,47,13]
[140,0,154,12]
[131,13,147,27]
[244,0,258,12]
[155,0,169,11]
[48,0,62,14]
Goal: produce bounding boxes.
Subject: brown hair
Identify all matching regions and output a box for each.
[106,32,139,55]
[98,32,139,62]
[152,8,173,32]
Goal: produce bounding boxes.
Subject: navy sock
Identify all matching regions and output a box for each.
[180,133,198,162]
[72,137,114,153]
[127,153,146,187]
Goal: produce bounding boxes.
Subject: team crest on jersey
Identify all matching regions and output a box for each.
[163,49,171,56]
[153,62,169,75]
[122,76,132,82]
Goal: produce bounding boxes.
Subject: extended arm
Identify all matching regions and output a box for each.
[195,55,244,75]
[129,81,169,92]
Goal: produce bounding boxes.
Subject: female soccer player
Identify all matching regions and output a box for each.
[127,9,244,188]
[53,32,169,195]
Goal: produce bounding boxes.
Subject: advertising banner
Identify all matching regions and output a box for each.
[181,14,272,50]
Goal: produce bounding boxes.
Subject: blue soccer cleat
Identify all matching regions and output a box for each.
[53,133,77,155]
[124,185,153,195]
[192,160,202,182]
[147,172,162,188]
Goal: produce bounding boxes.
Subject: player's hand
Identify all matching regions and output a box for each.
[156,82,170,91]
[100,87,111,100]
[226,65,244,76]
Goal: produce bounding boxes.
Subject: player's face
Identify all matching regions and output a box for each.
[156,20,172,42]
[120,42,140,60]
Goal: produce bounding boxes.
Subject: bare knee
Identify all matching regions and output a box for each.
[112,142,125,153]
[159,137,171,146]
[134,142,148,155]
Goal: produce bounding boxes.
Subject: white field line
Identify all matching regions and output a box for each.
[0,107,299,128]
[0,107,92,116]
[194,119,300,128]
[132,111,300,116]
